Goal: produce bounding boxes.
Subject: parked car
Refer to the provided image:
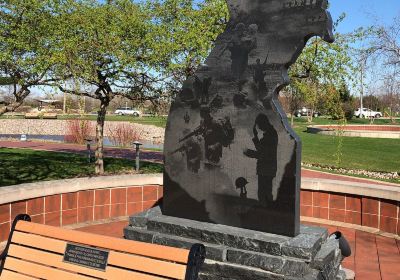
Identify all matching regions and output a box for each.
[354,108,382,118]
[114,107,141,116]
[296,107,320,118]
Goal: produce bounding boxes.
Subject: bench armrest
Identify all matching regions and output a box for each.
[0,214,31,267]
[185,244,206,280]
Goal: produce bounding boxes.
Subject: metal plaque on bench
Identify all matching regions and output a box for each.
[63,243,109,271]
[163,0,334,236]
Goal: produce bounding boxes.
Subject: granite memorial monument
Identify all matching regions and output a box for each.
[163,0,334,237]
[126,1,349,279]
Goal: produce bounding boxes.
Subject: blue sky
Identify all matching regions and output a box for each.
[329,0,400,33]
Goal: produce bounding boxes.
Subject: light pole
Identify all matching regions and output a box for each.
[133,141,142,172]
[360,61,364,118]
[85,138,93,163]
[359,56,367,119]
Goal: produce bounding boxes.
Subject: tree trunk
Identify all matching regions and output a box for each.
[291,113,294,126]
[0,100,24,116]
[308,108,314,123]
[95,99,109,174]
[0,87,30,116]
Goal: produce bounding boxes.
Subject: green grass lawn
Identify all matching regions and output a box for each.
[293,117,400,174]
[1,115,399,184]
[0,148,163,187]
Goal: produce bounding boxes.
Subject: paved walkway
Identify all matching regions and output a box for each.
[0,140,163,162]
[1,140,398,187]
[76,219,400,280]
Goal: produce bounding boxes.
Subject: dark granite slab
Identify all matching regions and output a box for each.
[163,0,334,237]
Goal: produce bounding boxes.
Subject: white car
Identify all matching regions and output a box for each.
[354,108,382,118]
[114,107,141,116]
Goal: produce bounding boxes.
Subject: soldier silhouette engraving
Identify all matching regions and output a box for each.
[193,75,212,104]
[244,114,278,204]
[179,106,234,166]
[253,57,268,91]
[227,23,258,79]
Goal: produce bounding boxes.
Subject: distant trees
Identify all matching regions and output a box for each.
[0,0,228,174]
[52,0,227,174]
[148,0,228,90]
[287,15,357,122]
[0,0,61,115]
[54,0,158,174]
[356,15,400,122]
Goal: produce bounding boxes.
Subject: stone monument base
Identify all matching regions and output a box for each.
[124,207,346,280]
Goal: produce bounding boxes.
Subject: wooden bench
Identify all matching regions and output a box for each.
[42,113,58,119]
[24,113,40,119]
[0,214,206,280]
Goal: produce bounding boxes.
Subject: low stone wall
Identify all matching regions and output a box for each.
[307,125,400,139]
[301,178,400,237]
[0,119,165,142]
[0,174,398,243]
[316,125,400,132]
[0,174,163,242]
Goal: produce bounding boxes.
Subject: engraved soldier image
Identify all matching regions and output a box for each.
[184,111,190,123]
[179,78,198,107]
[253,56,268,91]
[227,23,258,79]
[179,106,234,166]
[172,129,202,173]
[244,114,278,204]
[193,75,212,104]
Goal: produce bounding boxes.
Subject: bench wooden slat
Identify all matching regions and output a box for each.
[7,244,172,280]
[0,270,39,280]
[109,251,186,279]
[15,221,189,263]
[3,257,95,280]
[9,236,186,279]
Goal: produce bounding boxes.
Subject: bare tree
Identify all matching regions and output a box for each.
[282,87,303,126]
[368,16,400,67]
[382,68,399,123]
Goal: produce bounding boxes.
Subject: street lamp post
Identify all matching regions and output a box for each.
[85,138,93,163]
[133,141,142,172]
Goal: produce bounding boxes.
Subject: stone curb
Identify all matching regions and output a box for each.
[1,173,397,205]
[0,173,162,205]
[302,177,400,201]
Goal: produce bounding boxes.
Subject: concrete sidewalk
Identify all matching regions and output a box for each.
[1,140,398,187]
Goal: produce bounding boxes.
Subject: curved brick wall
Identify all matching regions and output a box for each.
[1,174,399,242]
[0,184,162,242]
[300,190,399,236]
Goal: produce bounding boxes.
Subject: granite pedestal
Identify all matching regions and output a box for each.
[124,207,347,280]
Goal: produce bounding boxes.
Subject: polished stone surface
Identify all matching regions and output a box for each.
[163,0,334,236]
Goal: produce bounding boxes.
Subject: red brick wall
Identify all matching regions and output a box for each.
[0,185,162,242]
[1,186,398,242]
[301,190,400,236]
